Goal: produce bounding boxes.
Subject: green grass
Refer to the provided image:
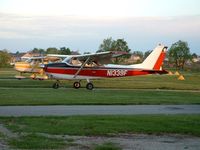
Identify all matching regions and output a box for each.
[0,68,200,90]
[1,115,200,136]
[0,88,199,105]
[0,68,200,105]
[0,132,4,138]
[9,134,66,149]
[1,68,199,149]
[0,68,17,78]
[1,115,200,149]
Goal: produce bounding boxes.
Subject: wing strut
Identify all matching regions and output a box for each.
[73,57,90,78]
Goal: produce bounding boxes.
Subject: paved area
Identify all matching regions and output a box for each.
[0,105,200,116]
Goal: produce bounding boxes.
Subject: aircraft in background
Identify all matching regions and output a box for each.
[44,44,168,90]
[14,55,68,80]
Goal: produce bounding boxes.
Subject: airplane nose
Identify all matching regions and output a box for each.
[10,62,15,66]
[43,64,48,72]
[39,64,48,72]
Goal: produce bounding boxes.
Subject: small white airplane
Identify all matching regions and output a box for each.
[14,55,68,80]
[44,44,168,90]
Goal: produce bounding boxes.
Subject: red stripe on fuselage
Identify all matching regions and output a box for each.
[45,67,153,78]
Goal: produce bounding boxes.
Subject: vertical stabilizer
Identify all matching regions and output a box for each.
[141,45,167,70]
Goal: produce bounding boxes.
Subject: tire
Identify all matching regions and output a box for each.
[52,82,59,89]
[73,82,81,89]
[86,83,94,90]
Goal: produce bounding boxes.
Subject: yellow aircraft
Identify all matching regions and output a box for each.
[14,55,65,80]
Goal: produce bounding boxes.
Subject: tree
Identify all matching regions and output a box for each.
[132,51,143,63]
[16,51,20,55]
[98,37,114,52]
[133,51,143,57]
[143,50,152,61]
[59,47,71,55]
[112,39,130,51]
[112,39,131,63]
[98,38,131,63]
[0,50,11,67]
[32,48,45,54]
[168,40,191,69]
[192,53,198,59]
[83,52,91,54]
[46,47,58,54]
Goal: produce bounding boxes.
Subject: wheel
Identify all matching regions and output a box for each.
[52,82,59,89]
[73,82,81,89]
[86,83,94,90]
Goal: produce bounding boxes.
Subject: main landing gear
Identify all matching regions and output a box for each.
[73,81,81,89]
[73,80,94,90]
[52,80,60,89]
[52,80,94,90]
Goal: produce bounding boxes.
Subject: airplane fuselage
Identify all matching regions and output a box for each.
[44,63,164,80]
[14,62,42,73]
[43,45,167,90]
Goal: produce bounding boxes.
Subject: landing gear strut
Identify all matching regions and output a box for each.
[73,81,81,89]
[52,80,60,89]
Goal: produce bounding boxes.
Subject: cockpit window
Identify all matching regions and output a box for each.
[26,59,32,63]
[47,63,69,68]
[63,57,103,67]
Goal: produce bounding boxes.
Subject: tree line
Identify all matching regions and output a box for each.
[0,38,199,69]
[97,38,198,69]
[28,47,72,55]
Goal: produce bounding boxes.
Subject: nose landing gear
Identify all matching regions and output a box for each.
[52,80,60,89]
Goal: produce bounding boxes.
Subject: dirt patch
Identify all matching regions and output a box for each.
[27,133,200,150]
[67,134,200,150]
[0,140,9,150]
[0,124,18,138]
[0,124,17,150]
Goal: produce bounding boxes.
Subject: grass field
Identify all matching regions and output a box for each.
[0,115,200,149]
[0,88,200,105]
[0,68,200,149]
[0,68,200,90]
[0,68,200,105]
[2,115,200,136]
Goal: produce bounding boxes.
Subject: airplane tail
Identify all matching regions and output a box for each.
[138,44,167,70]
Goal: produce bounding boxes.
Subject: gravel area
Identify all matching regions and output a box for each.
[66,134,200,150]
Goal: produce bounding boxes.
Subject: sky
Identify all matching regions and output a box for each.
[0,0,200,54]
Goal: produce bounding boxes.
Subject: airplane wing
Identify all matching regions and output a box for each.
[72,51,128,65]
[46,54,79,62]
[27,56,46,60]
[46,54,78,58]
